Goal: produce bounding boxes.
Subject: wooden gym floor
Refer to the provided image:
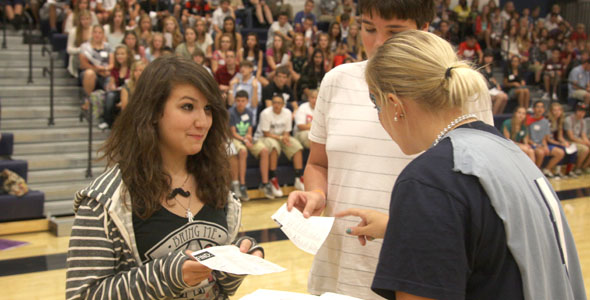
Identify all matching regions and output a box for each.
[0,176,589,299]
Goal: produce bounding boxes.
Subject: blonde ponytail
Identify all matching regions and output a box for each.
[366,30,489,114]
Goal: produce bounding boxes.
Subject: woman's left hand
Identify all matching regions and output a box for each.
[238,239,263,258]
[335,208,389,246]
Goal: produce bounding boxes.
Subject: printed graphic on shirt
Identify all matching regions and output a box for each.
[269,120,287,134]
[145,220,228,261]
[145,221,229,300]
[236,120,251,136]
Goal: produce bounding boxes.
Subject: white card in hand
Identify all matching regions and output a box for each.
[191,245,285,275]
[271,203,335,255]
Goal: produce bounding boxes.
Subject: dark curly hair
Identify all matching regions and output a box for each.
[101,55,230,219]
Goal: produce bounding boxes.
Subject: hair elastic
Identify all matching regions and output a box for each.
[445,67,454,79]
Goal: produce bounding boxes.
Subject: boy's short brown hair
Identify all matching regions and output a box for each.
[359,0,435,29]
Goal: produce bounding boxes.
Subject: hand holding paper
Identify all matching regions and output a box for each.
[191,245,285,275]
[272,203,335,255]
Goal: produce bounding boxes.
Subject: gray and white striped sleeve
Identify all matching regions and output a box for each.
[66,197,191,300]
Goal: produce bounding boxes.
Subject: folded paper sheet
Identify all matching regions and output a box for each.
[271,203,335,255]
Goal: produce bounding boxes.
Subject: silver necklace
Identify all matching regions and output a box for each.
[431,113,477,147]
[173,196,194,223]
[171,174,194,222]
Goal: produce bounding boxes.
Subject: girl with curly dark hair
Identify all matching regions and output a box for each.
[66,55,263,300]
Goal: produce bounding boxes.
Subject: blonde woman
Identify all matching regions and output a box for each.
[63,0,98,34]
[104,8,126,47]
[547,102,578,177]
[336,30,585,300]
[79,25,114,107]
[162,16,183,49]
[145,32,164,62]
[66,10,93,77]
[135,13,153,47]
[175,26,198,60]
[195,18,213,58]
[119,60,146,110]
[101,45,134,129]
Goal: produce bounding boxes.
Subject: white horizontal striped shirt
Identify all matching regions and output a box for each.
[308,61,493,299]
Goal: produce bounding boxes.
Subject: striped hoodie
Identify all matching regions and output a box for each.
[66,166,248,300]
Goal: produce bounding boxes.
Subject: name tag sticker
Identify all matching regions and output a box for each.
[533,124,540,131]
[241,114,250,121]
[509,74,515,81]
[100,51,108,58]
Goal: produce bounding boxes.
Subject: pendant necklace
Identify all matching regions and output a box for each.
[168,174,194,222]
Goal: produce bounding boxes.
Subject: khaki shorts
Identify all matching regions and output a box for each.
[574,142,589,155]
[231,138,247,153]
[528,63,544,73]
[572,89,590,101]
[259,136,303,160]
[295,131,310,149]
[248,140,268,159]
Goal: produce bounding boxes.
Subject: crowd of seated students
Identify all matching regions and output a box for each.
[433,0,590,108]
[6,0,362,200]
[431,0,590,177]
[6,0,590,193]
[500,101,590,178]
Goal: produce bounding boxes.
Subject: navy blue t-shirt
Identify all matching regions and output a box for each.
[371,121,524,300]
[229,106,254,137]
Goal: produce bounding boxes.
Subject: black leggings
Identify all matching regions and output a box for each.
[103,90,120,127]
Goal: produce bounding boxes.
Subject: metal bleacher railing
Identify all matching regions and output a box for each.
[1,4,6,49]
[42,45,55,126]
[24,11,33,83]
[85,99,93,178]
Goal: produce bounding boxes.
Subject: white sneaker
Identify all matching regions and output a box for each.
[542,93,550,101]
[231,181,241,198]
[97,122,109,130]
[542,168,553,178]
[259,183,274,199]
[270,177,283,197]
[552,93,558,101]
[294,177,305,191]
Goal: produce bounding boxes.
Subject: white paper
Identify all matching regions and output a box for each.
[271,203,335,255]
[240,289,319,300]
[565,143,577,155]
[191,245,285,275]
[319,292,363,300]
[239,289,363,300]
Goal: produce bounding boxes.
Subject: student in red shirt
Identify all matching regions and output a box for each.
[214,49,240,95]
[332,42,349,67]
[570,23,587,43]
[457,35,483,65]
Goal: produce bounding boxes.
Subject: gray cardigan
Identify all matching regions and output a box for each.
[66,166,248,300]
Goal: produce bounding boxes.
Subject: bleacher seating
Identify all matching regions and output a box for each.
[0,132,14,157]
[244,149,309,190]
[0,135,45,221]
